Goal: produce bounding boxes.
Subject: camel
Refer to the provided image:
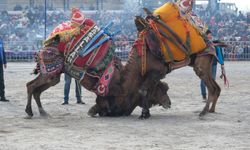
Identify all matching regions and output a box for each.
[25,24,171,119]
[91,13,222,118]
[26,5,222,119]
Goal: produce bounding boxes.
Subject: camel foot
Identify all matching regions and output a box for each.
[139,109,150,119]
[39,108,50,117]
[209,109,215,113]
[24,115,33,119]
[87,105,99,117]
[199,110,207,117]
[25,107,33,118]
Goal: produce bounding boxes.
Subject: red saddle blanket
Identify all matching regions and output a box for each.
[42,18,115,96]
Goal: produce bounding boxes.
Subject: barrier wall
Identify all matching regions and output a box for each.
[4,41,250,62]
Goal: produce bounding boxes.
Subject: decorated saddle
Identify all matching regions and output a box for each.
[36,8,118,96]
[153,2,208,62]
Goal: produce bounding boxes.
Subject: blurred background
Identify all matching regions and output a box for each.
[0,0,249,61]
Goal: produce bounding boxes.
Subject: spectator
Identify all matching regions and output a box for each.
[200,30,225,101]
[0,36,9,102]
[62,74,85,105]
[0,4,249,61]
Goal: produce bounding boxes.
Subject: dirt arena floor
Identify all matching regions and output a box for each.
[0,61,249,150]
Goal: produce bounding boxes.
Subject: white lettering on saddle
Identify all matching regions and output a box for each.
[67,50,78,64]
[66,26,100,64]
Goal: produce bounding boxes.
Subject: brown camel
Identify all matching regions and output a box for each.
[25,35,171,119]
[92,16,221,119]
[88,39,172,118]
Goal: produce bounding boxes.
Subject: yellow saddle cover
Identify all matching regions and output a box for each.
[154,2,207,62]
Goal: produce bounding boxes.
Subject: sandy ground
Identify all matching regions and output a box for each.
[0,61,250,150]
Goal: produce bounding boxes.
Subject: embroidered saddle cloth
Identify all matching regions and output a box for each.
[35,46,64,76]
[153,2,207,62]
[43,17,115,96]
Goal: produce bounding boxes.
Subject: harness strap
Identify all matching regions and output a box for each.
[138,31,147,76]
[163,42,174,63]
[149,20,174,63]
[182,20,191,56]
[82,36,110,57]
[220,66,229,87]
[78,29,104,56]
[84,43,102,68]
[141,38,147,76]
[144,8,190,54]
[158,29,189,56]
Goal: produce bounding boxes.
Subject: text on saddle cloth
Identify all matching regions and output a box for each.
[78,21,120,57]
[65,21,119,66]
[63,22,119,96]
[65,25,101,65]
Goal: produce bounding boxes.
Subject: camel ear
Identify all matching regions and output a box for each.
[134,16,149,32]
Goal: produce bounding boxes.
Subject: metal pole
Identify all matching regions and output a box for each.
[101,0,103,10]
[96,0,99,10]
[63,0,66,11]
[44,0,47,39]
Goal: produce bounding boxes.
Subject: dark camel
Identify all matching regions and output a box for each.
[92,16,221,119]
[134,16,221,117]
[25,35,171,119]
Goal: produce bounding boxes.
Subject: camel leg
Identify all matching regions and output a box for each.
[208,77,221,112]
[26,74,60,118]
[139,71,162,119]
[193,55,221,116]
[33,75,60,117]
[26,74,44,118]
[88,104,101,117]
[32,84,50,117]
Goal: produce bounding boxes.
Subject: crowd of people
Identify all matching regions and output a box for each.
[0,4,249,60]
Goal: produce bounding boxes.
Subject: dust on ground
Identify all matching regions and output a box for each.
[0,61,249,150]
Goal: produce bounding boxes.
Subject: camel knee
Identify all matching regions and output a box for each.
[193,66,203,77]
[139,89,147,97]
[216,86,221,96]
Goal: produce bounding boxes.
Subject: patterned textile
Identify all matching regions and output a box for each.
[41,8,116,96]
[43,21,80,49]
[154,2,207,62]
[176,0,208,35]
[176,0,194,14]
[36,47,64,76]
[71,8,86,26]
[96,59,115,96]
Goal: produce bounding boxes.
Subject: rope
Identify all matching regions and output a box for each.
[139,31,147,76]
[220,66,229,88]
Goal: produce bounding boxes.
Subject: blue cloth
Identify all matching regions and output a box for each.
[0,64,5,98]
[0,39,7,65]
[215,46,224,65]
[64,74,82,103]
[200,57,217,97]
[0,38,6,98]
